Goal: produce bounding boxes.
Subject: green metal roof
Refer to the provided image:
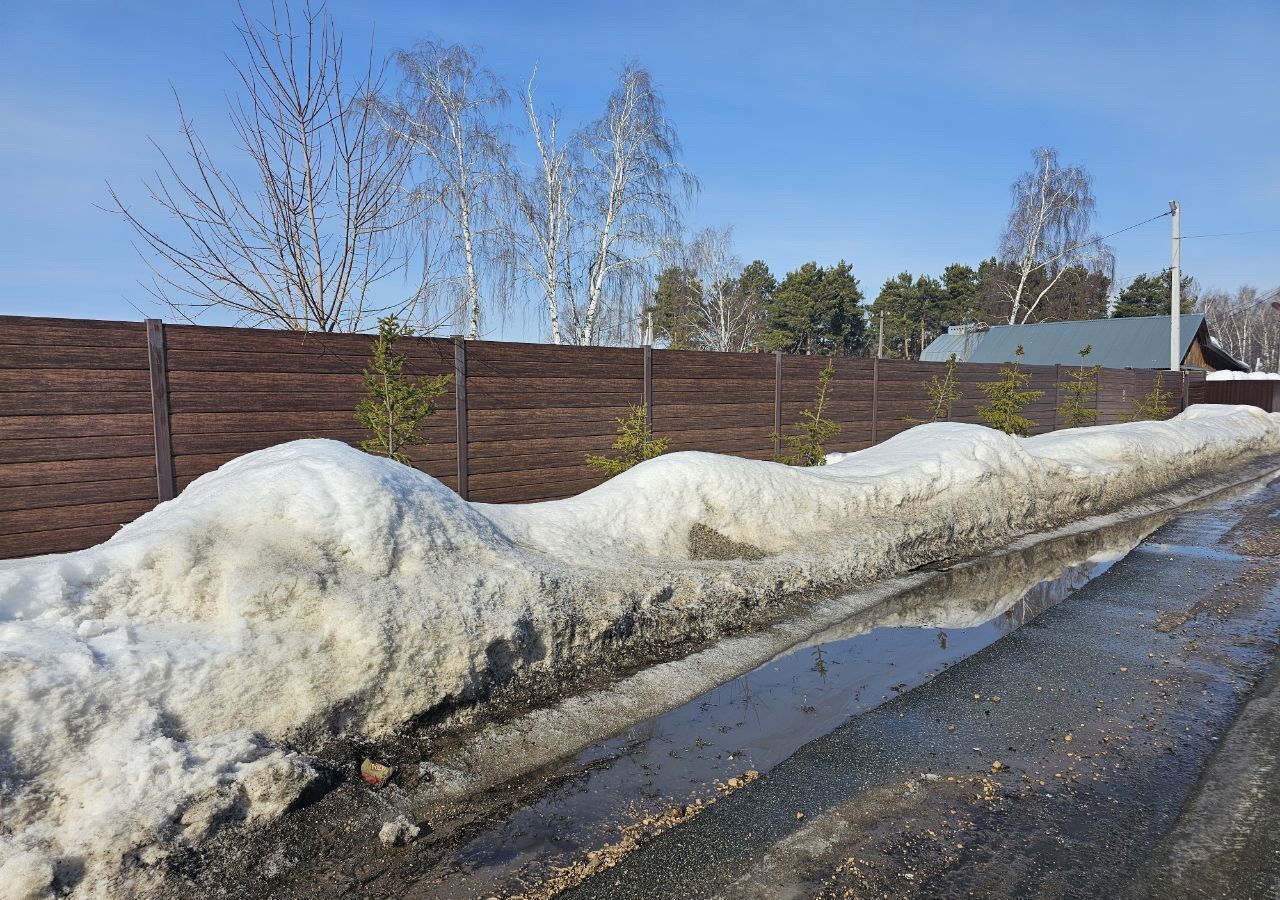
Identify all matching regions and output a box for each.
[921,315,1207,369]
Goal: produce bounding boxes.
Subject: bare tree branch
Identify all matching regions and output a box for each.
[105,1,414,332]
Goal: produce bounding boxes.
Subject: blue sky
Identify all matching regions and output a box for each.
[1,0,1277,338]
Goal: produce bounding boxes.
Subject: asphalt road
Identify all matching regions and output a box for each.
[561,476,1280,900]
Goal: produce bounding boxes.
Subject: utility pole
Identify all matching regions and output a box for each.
[877,311,884,359]
[1169,200,1181,372]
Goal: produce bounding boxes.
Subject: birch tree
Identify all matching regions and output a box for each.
[379,43,510,338]
[506,70,575,344]
[107,1,411,331]
[562,64,698,345]
[688,226,761,351]
[1203,285,1280,371]
[995,147,1113,325]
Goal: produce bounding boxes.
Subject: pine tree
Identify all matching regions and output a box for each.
[870,271,946,359]
[1112,270,1195,318]
[586,404,669,476]
[1057,344,1100,428]
[645,266,702,349]
[977,345,1045,437]
[760,261,865,356]
[917,353,961,423]
[1124,375,1175,422]
[355,316,452,464]
[773,360,842,465]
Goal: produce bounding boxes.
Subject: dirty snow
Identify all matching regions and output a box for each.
[1,405,1278,898]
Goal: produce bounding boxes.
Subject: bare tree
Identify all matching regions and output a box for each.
[1202,284,1280,371]
[687,226,761,351]
[560,64,698,345]
[378,42,510,338]
[107,1,411,332]
[505,69,575,344]
[994,147,1114,325]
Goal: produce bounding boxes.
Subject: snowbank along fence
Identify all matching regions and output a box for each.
[0,314,1205,559]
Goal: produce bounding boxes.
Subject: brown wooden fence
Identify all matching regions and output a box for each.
[1205,379,1280,413]
[0,315,1203,559]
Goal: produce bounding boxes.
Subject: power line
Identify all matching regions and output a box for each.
[1094,210,1174,246]
[1032,210,1171,274]
[1181,227,1280,240]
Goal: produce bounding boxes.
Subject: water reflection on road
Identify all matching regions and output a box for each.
[423,510,1172,898]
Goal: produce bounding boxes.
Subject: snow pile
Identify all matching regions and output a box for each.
[1,406,1279,898]
[1206,370,1280,380]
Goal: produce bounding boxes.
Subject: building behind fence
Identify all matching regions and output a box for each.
[0,315,1208,559]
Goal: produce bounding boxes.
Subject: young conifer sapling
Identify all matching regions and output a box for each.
[355,316,452,464]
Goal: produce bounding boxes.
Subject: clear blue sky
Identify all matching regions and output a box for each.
[2,0,1277,337]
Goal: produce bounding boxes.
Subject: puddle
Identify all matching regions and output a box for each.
[417,513,1167,898]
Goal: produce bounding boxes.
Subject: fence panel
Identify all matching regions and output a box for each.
[654,349,777,461]
[0,317,157,557]
[465,340,641,503]
[1205,379,1280,412]
[163,325,458,493]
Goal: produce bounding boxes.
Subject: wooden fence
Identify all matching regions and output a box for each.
[1205,379,1280,413]
[0,315,1202,559]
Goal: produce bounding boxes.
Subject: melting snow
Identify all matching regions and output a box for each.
[1206,370,1280,380]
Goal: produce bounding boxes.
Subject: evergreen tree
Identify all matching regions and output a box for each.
[1058,344,1100,428]
[907,353,961,424]
[585,405,669,476]
[646,265,702,348]
[355,316,452,464]
[773,360,841,465]
[761,261,866,355]
[1111,270,1196,318]
[1124,375,1176,422]
[977,257,1111,324]
[941,263,982,326]
[736,260,777,344]
[977,345,1045,437]
[869,271,947,358]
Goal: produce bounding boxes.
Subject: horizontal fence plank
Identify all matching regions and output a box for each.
[0,477,158,512]
[0,434,157,464]
[0,345,151,370]
[0,369,151,392]
[0,392,153,416]
[0,499,154,536]
[0,523,125,558]
[0,456,156,488]
[0,317,147,348]
[0,414,154,439]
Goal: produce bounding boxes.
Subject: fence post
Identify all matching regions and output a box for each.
[773,351,783,456]
[1181,370,1189,412]
[871,357,880,444]
[1053,364,1061,430]
[1095,368,1102,424]
[643,345,653,428]
[453,336,469,501]
[145,319,176,502]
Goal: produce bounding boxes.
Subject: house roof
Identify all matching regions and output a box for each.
[920,315,1231,369]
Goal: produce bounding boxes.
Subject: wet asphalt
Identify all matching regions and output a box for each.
[561,477,1280,900]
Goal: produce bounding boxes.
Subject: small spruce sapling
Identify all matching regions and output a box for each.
[773,360,842,466]
[355,316,452,464]
[906,353,961,425]
[585,404,669,476]
[1057,344,1100,428]
[1124,374,1175,422]
[977,345,1045,437]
